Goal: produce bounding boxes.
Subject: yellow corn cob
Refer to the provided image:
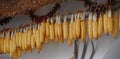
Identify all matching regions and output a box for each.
[103,12,109,35]
[31,34,35,52]
[119,10,120,30]
[0,38,1,53]
[81,20,86,43]
[15,32,19,48]
[24,32,28,54]
[18,32,22,49]
[12,39,17,59]
[55,20,58,42]
[68,15,74,46]
[27,29,32,51]
[40,22,46,42]
[81,13,86,43]
[98,14,103,37]
[35,29,41,53]
[107,9,113,34]
[57,16,63,43]
[21,33,25,51]
[63,16,69,40]
[4,38,6,53]
[49,19,55,40]
[73,20,76,40]
[88,13,93,40]
[112,12,119,38]
[92,14,98,40]
[75,14,81,40]
[6,37,10,53]
[45,20,50,44]
[10,39,17,58]
[16,48,22,57]
[10,40,13,57]
[37,43,43,54]
[1,39,4,53]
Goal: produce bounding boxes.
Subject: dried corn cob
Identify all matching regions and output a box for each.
[92,13,98,40]
[68,15,74,46]
[98,14,103,37]
[27,29,32,51]
[81,13,86,43]
[57,16,63,43]
[10,40,13,57]
[1,33,5,53]
[24,31,28,54]
[0,38,2,53]
[73,15,77,40]
[119,10,120,30]
[88,13,93,40]
[55,18,58,42]
[18,31,22,50]
[112,12,119,38]
[40,22,46,42]
[45,19,50,44]
[75,14,81,40]
[107,9,113,34]
[49,18,55,40]
[63,15,69,40]
[31,34,35,52]
[37,43,43,54]
[4,38,6,53]
[103,12,109,35]
[6,35,10,53]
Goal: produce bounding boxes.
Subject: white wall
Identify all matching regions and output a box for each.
[0,0,120,59]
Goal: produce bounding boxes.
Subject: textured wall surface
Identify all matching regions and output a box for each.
[0,0,120,59]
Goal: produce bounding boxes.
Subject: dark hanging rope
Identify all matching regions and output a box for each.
[81,41,88,59]
[89,40,95,59]
[74,40,79,59]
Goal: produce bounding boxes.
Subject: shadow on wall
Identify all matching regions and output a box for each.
[103,38,120,59]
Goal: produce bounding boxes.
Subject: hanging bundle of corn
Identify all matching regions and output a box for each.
[112,12,119,38]
[57,16,63,43]
[63,15,69,40]
[92,13,98,40]
[107,9,113,34]
[45,19,50,44]
[75,13,81,40]
[49,18,55,40]
[68,14,74,46]
[88,13,93,40]
[103,11,109,35]
[98,14,103,37]
[81,13,86,43]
